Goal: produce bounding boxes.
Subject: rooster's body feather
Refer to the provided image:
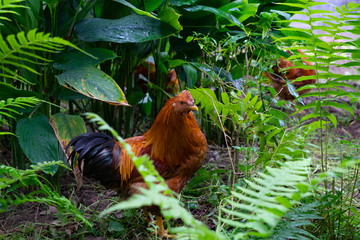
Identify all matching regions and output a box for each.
[265,49,316,101]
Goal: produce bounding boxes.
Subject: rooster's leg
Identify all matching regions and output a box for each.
[155,215,175,238]
[144,209,153,226]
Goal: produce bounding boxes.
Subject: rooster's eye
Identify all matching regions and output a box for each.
[180,101,185,105]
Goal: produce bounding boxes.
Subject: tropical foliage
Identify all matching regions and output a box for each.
[0,0,359,239]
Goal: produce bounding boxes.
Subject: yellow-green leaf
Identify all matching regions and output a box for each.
[49,113,86,156]
[56,66,128,106]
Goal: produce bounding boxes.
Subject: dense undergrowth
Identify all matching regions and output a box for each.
[1,0,360,239]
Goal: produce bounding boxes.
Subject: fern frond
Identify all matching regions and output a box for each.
[220,158,312,239]
[0,29,87,84]
[275,0,360,121]
[270,202,321,240]
[0,0,26,24]
[0,97,40,128]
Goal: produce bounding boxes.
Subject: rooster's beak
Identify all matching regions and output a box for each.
[188,105,198,111]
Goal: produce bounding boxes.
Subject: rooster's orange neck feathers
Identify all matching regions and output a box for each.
[144,92,203,167]
[117,91,205,182]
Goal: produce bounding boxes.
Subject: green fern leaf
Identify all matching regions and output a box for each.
[270,202,321,240]
[0,29,88,84]
[221,159,312,238]
[0,97,40,130]
[0,0,26,24]
[274,0,360,130]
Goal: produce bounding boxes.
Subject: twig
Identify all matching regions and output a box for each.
[202,91,236,190]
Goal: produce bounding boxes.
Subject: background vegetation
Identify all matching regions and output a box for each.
[0,0,359,239]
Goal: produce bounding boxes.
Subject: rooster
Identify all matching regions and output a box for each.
[67,90,207,237]
[264,50,316,108]
[134,61,180,95]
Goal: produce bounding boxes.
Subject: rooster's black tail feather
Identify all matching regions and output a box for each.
[67,132,122,188]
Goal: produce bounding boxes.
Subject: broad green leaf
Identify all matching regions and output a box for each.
[75,14,179,43]
[139,93,152,116]
[58,87,89,101]
[143,0,163,12]
[183,64,197,88]
[54,48,117,70]
[56,66,128,106]
[113,0,159,19]
[184,5,244,29]
[127,91,146,106]
[49,113,87,189]
[49,113,86,155]
[220,1,259,23]
[158,6,182,31]
[16,115,60,174]
[168,59,187,68]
